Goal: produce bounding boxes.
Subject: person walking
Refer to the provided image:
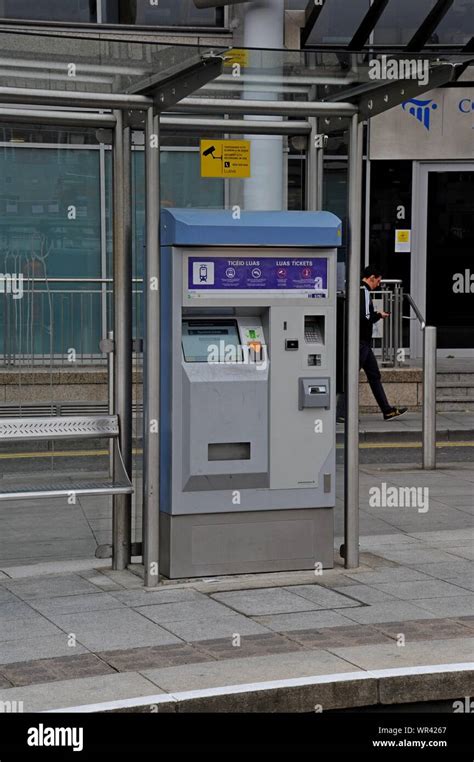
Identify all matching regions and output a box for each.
[358,265,407,421]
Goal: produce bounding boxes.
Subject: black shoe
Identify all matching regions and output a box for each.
[383,406,408,421]
[337,416,345,423]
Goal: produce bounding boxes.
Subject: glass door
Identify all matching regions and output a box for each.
[412,163,474,357]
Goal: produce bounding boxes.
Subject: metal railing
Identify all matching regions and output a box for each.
[377,279,404,367]
[1,277,144,367]
[377,283,436,469]
[341,281,437,470]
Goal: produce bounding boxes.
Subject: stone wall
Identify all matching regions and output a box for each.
[359,367,423,413]
[0,366,422,413]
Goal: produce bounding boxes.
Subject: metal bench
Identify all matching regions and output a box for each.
[0,415,133,500]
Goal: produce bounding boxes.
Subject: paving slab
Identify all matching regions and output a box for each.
[211,588,323,616]
[253,610,356,633]
[109,588,204,607]
[156,614,271,642]
[142,650,360,693]
[445,546,474,561]
[371,580,471,600]
[372,618,472,643]
[360,534,420,547]
[408,529,474,546]
[135,598,236,624]
[0,600,46,621]
[434,496,474,508]
[372,548,468,565]
[283,624,393,649]
[413,595,474,618]
[28,592,126,617]
[0,540,97,565]
[340,601,437,625]
[404,560,474,580]
[0,672,162,712]
[0,653,116,687]
[329,637,474,671]
[96,643,214,672]
[282,585,362,609]
[77,571,123,591]
[2,573,102,600]
[97,570,144,589]
[45,608,182,651]
[0,635,89,665]
[0,614,64,642]
[332,585,398,604]
[0,559,110,579]
[445,576,474,593]
[194,632,304,661]
[344,568,433,585]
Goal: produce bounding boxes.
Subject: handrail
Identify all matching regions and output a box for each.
[404,293,426,329]
[17,278,144,284]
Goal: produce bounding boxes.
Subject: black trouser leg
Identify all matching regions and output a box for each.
[359,342,391,415]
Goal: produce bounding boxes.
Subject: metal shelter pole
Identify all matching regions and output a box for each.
[423,326,437,470]
[305,116,319,211]
[344,113,363,569]
[112,110,133,570]
[316,138,324,211]
[143,108,161,587]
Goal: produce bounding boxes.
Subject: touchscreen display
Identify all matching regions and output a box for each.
[182,319,241,363]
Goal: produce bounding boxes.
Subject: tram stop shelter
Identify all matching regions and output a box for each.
[0,27,471,586]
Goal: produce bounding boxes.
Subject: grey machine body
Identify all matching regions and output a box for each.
[159,209,340,578]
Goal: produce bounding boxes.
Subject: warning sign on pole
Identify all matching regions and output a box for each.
[200,139,251,178]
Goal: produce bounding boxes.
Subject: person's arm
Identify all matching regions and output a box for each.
[360,286,369,325]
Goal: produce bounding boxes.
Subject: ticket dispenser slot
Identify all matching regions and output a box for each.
[298,377,330,409]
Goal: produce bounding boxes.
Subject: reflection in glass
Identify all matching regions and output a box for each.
[426,171,474,348]
[433,0,473,45]
[305,0,370,45]
[373,0,437,45]
[0,147,102,357]
[103,0,222,27]
[0,0,97,22]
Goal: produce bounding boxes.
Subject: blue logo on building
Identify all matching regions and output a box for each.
[402,98,438,131]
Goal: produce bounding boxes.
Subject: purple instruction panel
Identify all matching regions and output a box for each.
[187,256,328,297]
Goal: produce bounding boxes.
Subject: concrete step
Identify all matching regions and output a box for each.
[437,380,474,388]
[436,372,474,384]
[436,385,474,398]
[436,399,474,412]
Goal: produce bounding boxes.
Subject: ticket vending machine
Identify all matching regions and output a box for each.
[159,209,341,578]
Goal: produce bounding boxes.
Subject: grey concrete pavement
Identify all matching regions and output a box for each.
[0,460,471,711]
[338,411,474,442]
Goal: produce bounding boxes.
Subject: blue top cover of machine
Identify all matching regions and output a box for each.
[160,209,342,248]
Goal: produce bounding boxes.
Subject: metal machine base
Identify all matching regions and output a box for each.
[159,507,334,579]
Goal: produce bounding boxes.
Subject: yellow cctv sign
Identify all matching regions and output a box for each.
[395,229,411,253]
[223,49,249,68]
[201,140,251,178]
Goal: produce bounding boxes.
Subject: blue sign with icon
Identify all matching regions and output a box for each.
[188,256,328,296]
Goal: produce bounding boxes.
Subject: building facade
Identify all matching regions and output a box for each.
[0,0,472,362]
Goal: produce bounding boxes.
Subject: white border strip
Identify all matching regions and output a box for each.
[46,662,474,713]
